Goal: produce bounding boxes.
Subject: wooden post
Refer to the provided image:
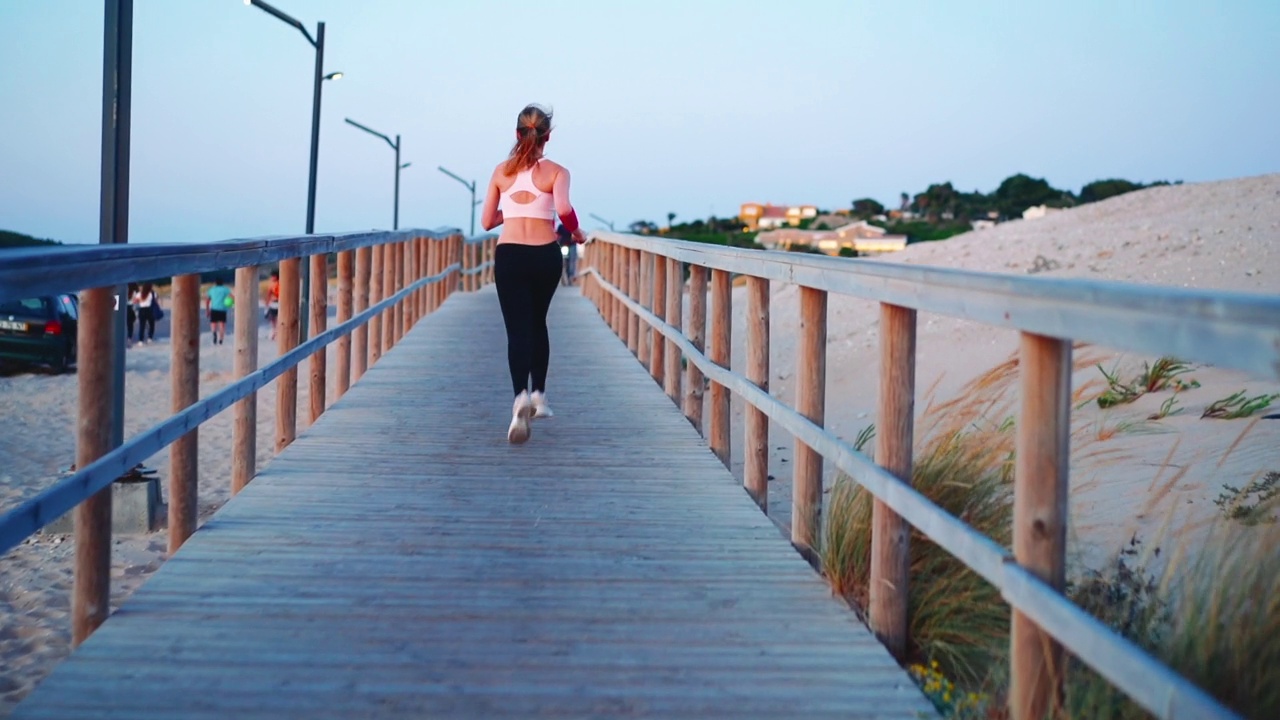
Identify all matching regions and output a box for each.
[369,245,383,367]
[487,238,496,285]
[709,268,732,466]
[72,286,114,647]
[169,273,200,552]
[431,239,443,310]
[638,251,652,368]
[404,239,414,326]
[465,242,476,292]
[609,245,621,335]
[870,303,916,660]
[232,265,259,495]
[353,246,371,382]
[649,253,666,384]
[308,253,327,425]
[336,250,354,398]
[627,249,640,356]
[684,265,707,434]
[1011,333,1072,720]
[391,242,404,345]
[792,286,827,554]
[745,275,770,510]
[401,240,413,336]
[663,257,683,404]
[417,237,428,317]
[275,257,300,452]
[382,241,396,352]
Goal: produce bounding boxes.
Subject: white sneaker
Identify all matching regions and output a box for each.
[507,391,533,444]
[530,390,554,419]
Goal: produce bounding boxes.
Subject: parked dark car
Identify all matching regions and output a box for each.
[0,295,79,372]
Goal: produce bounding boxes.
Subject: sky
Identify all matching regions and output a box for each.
[1,0,1278,245]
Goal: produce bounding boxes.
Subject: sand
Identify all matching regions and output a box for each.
[1,174,1278,714]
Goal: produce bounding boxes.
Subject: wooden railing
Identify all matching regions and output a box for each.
[0,228,497,645]
[579,232,1280,720]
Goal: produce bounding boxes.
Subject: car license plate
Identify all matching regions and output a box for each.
[0,320,29,332]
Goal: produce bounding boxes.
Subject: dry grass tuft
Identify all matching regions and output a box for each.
[1066,523,1280,719]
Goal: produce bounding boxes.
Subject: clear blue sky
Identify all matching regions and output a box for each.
[1,0,1277,244]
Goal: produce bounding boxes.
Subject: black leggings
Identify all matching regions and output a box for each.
[136,306,156,341]
[494,242,563,397]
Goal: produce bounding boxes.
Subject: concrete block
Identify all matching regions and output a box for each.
[45,477,162,535]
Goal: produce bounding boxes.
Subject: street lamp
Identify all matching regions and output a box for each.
[345,118,406,230]
[589,213,615,231]
[437,166,478,237]
[244,0,341,341]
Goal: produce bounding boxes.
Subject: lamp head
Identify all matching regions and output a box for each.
[324,71,344,81]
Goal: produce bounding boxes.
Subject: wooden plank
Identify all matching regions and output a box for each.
[14,287,932,720]
[352,247,370,382]
[663,257,682,405]
[792,286,826,555]
[649,251,666,385]
[275,257,300,452]
[684,264,707,434]
[232,266,259,495]
[1011,333,1072,720]
[369,244,384,365]
[72,286,114,647]
[744,275,769,510]
[308,253,327,424]
[169,273,200,551]
[870,303,915,659]
[335,250,354,398]
[709,268,731,466]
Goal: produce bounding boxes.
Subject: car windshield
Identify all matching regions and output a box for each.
[0,298,50,316]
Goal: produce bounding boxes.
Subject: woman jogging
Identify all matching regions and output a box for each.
[479,103,584,444]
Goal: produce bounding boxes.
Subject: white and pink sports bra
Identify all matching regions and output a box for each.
[500,162,556,220]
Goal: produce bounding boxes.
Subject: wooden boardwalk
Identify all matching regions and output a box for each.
[14,287,932,719]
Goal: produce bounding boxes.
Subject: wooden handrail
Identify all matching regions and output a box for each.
[580,230,1255,720]
[590,232,1280,381]
[0,248,468,554]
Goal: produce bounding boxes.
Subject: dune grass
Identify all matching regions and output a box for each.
[821,346,1279,717]
[1065,523,1280,719]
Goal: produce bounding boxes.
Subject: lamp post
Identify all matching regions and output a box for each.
[589,213,615,231]
[437,166,477,236]
[345,119,406,230]
[244,0,341,342]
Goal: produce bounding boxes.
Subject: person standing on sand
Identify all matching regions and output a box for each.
[264,270,281,340]
[132,283,158,344]
[205,277,233,346]
[479,103,585,444]
[126,282,138,343]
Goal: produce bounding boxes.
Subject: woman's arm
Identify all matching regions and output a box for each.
[552,167,585,242]
[479,169,504,231]
[552,166,578,234]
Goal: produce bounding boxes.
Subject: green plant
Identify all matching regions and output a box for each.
[853,424,875,455]
[1096,364,1144,408]
[1202,391,1280,419]
[1148,395,1183,421]
[1137,357,1195,393]
[1213,472,1280,525]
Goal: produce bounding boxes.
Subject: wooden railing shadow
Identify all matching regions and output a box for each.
[0,228,498,644]
[579,231,1280,720]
